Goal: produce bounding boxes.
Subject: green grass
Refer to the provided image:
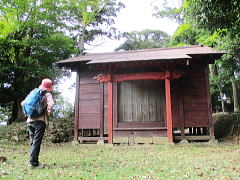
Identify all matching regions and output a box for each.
[0,142,240,180]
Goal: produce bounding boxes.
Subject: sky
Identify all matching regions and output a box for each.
[87,0,179,53]
[60,0,179,104]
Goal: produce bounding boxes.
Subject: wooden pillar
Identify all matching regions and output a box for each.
[108,81,113,144]
[165,71,173,142]
[74,71,80,141]
[100,83,104,137]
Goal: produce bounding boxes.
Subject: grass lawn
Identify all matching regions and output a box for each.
[0,142,240,180]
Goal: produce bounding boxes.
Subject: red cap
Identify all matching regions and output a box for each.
[39,78,53,91]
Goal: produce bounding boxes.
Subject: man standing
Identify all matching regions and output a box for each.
[22,78,54,168]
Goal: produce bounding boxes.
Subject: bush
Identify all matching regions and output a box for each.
[0,117,74,144]
[0,122,29,144]
[45,117,74,143]
[213,112,240,141]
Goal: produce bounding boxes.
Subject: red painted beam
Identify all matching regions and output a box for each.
[165,71,173,142]
[114,72,166,82]
[96,71,184,83]
[108,81,113,144]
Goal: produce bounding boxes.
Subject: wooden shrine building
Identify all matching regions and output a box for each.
[57,45,224,144]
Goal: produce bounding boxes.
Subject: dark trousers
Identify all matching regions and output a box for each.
[27,121,46,166]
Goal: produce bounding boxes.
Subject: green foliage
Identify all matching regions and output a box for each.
[185,0,240,35]
[0,106,10,122]
[0,0,124,122]
[152,0,184,24]
[170,23,224,47]
[196,30,223,47]
[154,0,240,112]
[185,0,240,74]
[0,0,77,123]
[52,93,74,119]
[71,0,109,26]
[64,0,124,54]
[115,29,170,51]
[170,23,197,46]
[213,112,240,141]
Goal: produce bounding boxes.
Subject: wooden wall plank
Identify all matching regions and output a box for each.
[181,62,209,128]
[118,122,165,128]
[77,71,104,131]
[78,72,108,130]
[79,100,100,113]
[80,77,99,84]
[113,130,167,137]
[118,80,165,123]
[80,83,100,93]
[171,80,181,127]
[79,113,100,129]
[79,92,100,100]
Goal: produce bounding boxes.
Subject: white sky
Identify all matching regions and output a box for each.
[60,0,179,103]
[87,0,178,53]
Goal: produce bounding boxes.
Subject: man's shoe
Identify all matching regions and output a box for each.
[28,163,45,169]
[28,164,35,169]
[36,163,45,169]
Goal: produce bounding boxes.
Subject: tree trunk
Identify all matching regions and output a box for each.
[8,98,25,124]
[8,98,18,124]
[209,64,226,112]
[79,26,85,55]
[231,77,240,112]
[17,99,25,122]
[218,87,226,112]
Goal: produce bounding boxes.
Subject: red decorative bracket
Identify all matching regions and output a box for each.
[97,74,111,82]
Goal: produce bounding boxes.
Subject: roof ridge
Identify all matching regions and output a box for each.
[85,45,204,56]
[57,44,225,66]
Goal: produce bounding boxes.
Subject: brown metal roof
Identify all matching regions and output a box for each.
[57,45,224,66]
